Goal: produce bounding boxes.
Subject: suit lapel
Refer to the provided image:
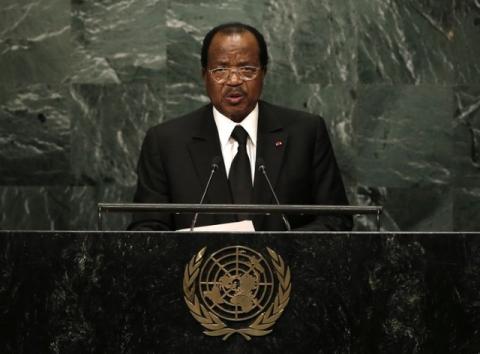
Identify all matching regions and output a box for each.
[186,102,289,229]
[187,106,235,224]
[253,102,288,229]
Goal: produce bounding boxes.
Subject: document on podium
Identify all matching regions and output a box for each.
[177,220,255,232]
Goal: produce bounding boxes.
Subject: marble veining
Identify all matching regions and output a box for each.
[0,0,479,230]
[70,0,166,84]
[0,85,71,185]
[353,85,453,188]
[70,83,164,186]
[454,86,480,187]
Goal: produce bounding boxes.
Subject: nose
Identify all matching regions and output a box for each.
[226,69,243,85]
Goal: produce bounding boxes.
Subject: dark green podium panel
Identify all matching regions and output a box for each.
[1,232,479,353]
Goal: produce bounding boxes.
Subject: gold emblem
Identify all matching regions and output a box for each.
[183,246,291,340]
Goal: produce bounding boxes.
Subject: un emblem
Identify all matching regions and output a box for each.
[183,246,291,340]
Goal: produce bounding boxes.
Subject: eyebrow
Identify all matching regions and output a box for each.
[213,59,257,66]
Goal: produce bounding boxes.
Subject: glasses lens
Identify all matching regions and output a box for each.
[239,67,258,80]
[211,68,229,82]
[210,67,259,82]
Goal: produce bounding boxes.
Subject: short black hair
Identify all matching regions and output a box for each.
[201,22,269,70]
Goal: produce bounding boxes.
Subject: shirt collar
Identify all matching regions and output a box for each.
[213,104,258,147]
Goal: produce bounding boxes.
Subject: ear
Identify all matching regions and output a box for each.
[202,67,207,80]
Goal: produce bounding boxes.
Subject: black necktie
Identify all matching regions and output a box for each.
[229,126,253,205]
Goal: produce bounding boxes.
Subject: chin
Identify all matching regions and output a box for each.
[228,106,254,120]
[226,114,244,122]
[230,110,250,121]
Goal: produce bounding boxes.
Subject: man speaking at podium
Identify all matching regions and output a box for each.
[129,23,352,232]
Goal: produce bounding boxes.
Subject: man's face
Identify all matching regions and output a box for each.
[203,31,265,122]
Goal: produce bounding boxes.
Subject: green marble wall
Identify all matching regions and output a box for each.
[0,0,479,231]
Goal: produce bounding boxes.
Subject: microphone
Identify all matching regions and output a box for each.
[257,157,291,231]
[190,156,221,231]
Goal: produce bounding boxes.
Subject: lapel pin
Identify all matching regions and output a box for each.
[275,140,283,148]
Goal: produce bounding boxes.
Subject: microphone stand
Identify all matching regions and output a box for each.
[190,158,220,231]
[258,159,291,231]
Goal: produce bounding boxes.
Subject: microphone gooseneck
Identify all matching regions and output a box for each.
[190,156,221,231]
[257,158,291,231]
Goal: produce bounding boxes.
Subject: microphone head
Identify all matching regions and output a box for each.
[211,156,221,170]
[257,157,266,172]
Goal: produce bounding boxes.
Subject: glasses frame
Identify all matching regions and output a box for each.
[207,65,261,83]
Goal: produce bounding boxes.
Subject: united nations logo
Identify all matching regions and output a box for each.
[183,246,291,340]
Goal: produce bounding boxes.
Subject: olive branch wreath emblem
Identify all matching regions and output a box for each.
[183,246,291,341]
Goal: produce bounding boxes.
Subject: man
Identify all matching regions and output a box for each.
[129,23,352,231]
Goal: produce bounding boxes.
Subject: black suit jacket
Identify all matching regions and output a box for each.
[129,101,352,231]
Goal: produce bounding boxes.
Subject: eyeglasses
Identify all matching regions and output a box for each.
[208,66,261,83]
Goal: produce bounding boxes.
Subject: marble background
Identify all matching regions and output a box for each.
[1,0,479,231]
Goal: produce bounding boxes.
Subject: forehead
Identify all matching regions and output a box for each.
[208,31,260,63]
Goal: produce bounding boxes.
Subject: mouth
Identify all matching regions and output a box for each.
[224,91,245,104]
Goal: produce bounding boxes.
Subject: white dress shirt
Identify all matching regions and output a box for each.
[213,104,258,183]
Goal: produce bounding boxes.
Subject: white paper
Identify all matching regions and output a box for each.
[177,220,255,232]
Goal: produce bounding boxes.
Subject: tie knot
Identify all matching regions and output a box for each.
[231,125,249,146]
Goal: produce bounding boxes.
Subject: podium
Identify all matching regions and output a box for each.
[1,230,479,353]
[97,202,383,231]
